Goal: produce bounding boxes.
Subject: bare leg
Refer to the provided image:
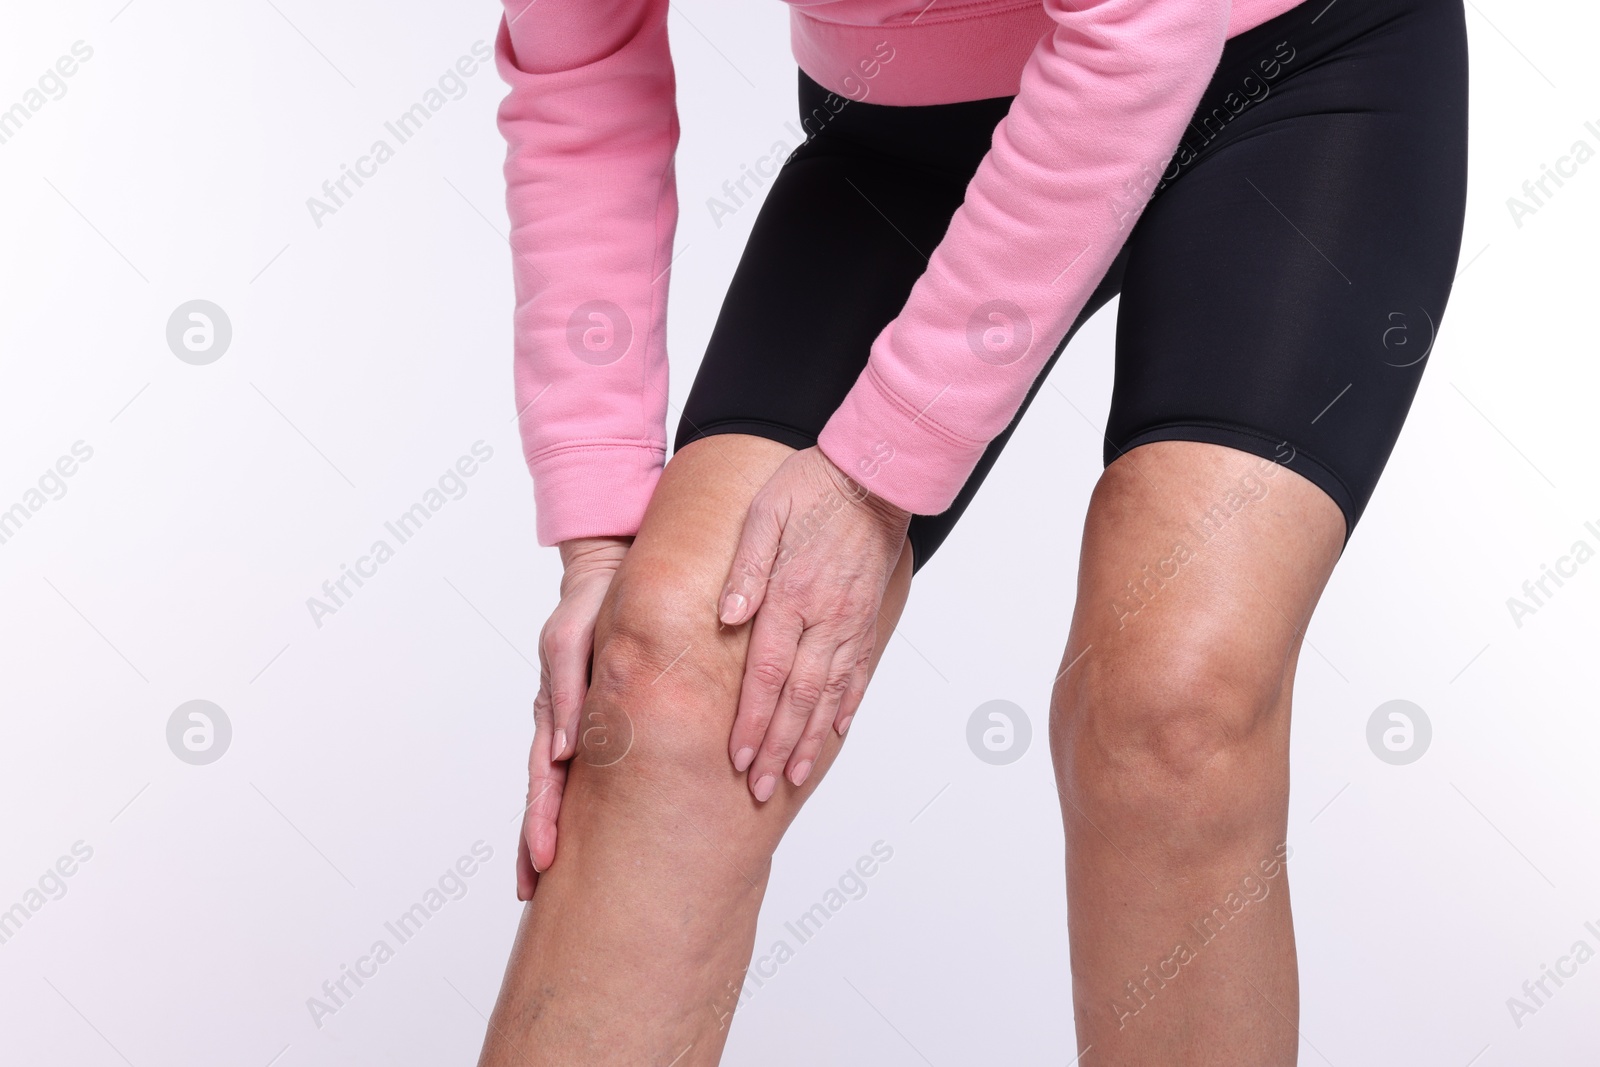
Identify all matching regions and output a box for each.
[478,434,915,1067]
[1052,440,1345,1066]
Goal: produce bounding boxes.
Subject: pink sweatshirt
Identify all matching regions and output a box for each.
[495,0,1302,546]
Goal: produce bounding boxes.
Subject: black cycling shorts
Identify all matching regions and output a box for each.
[674,0,1469,574]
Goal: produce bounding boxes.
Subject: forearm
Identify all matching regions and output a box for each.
[818,0,1233,515]
[494,0,680,545]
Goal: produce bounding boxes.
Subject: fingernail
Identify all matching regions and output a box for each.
[734,746,755,773]
[837,715,854,736]
[552,729,567,759]
[790,760,813,787]
[719,591,747,624]
[752,774,777,803]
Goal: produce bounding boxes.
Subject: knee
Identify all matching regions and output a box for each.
[575,556,745,789]
[1052,637,1288,841]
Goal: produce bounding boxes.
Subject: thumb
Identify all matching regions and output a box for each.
[719,491,786,626]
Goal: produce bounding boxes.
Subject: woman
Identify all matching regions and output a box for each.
[480,0,1468,1062]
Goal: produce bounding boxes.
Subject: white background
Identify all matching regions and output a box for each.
[1,1,1596,1064]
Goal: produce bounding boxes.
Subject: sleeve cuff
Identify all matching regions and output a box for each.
[527,441,665,546]
[816,363,988,517]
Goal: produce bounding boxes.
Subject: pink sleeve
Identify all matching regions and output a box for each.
[494,0,678,547]
[816,0,1233,515]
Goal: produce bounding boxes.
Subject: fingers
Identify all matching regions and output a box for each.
[745,627,837,801]
[515,821,536,901]
[832,655,870,739]
[525,673,567,874]
[781,636,859,788]
[727,600,803,785]
[525,755,568,875]
[517,677,549,899]
[719,493,785,626]
[718,446,908,796]
[542,612,594,762]
[513,542,623,903]
[834,637,874,737]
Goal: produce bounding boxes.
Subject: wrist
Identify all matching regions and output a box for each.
[813,447,912,527]
[558,535,632,572]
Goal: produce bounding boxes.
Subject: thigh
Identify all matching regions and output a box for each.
[1106,0,1470,547]
[1062,438,1344,699]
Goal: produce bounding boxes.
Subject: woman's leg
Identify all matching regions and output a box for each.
[1052,439,1345,1065]
[476,64,1040,1067]
[478,433,915,1067]
[1055,0,1468,1058]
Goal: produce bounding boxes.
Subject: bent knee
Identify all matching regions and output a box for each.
[577,556,747,783]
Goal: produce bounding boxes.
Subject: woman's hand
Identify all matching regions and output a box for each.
[717,446,912,801]
[515,534,631,900]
